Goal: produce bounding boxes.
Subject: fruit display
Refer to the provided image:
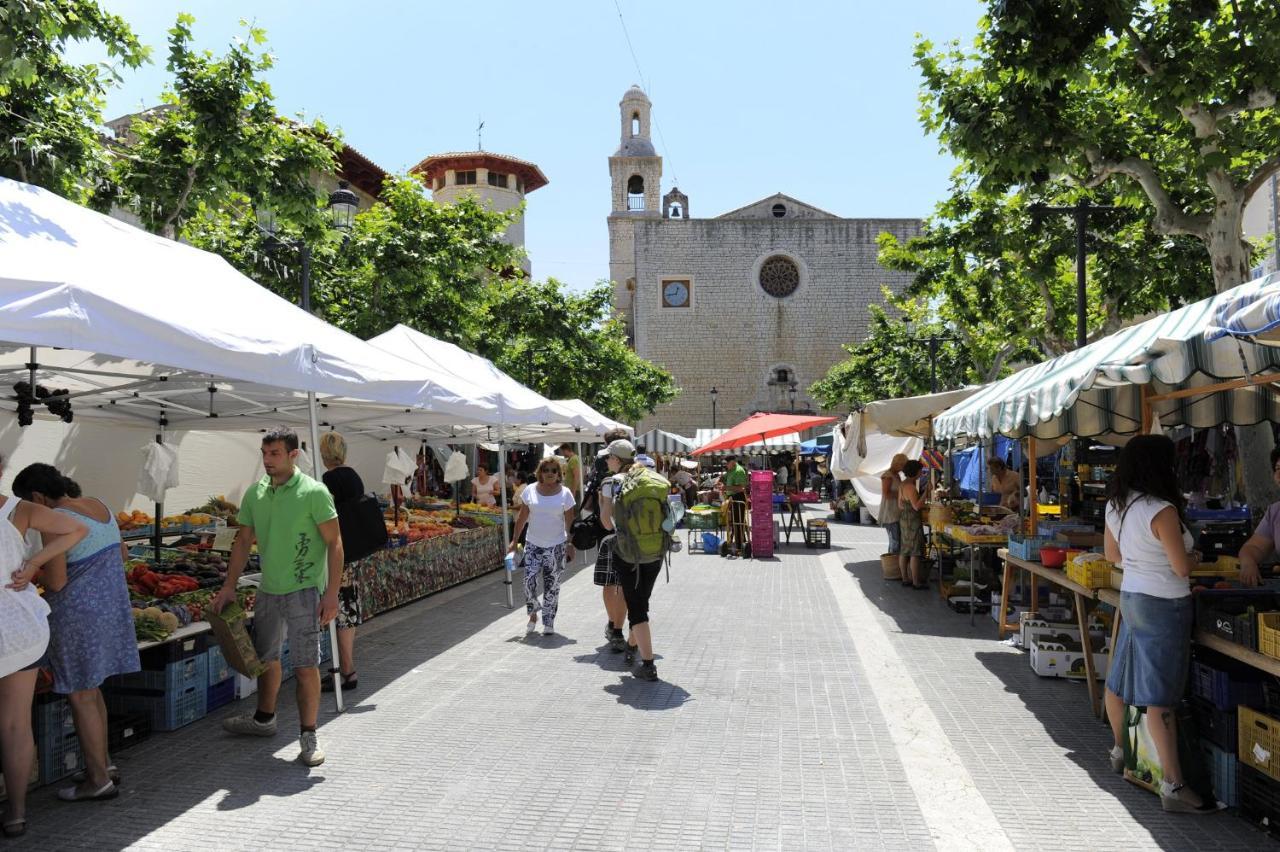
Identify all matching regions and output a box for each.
[383,508,499,544]
[185,495,240,524]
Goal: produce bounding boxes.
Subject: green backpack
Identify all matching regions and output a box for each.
[613,467,672,565]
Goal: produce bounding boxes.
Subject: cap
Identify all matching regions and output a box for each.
[635,453,656,468]
[606,439,636,460]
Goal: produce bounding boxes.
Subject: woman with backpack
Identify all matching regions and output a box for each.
[599,439,666,682]
[509,457,576,636]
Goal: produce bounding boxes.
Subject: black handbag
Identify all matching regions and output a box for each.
[337,492,389,564]
[570,514,605,550]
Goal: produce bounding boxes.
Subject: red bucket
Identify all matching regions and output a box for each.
[1040,547,1067,568]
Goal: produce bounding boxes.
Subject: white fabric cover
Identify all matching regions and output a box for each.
[863,388,981,438]
[136,442,181,503]
[382,447,417,485]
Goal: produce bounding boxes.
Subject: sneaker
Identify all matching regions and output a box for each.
[222,713,277,737]
[298,731,325,767]
[604,621,615,641]
[543,624,555,636]
[608,630,626,653]
[526,619,537,635]
[634,661,659,681]
[1108,749,1124,775]
[624,643,638,665]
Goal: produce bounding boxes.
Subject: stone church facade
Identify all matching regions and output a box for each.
[607,86,923,437]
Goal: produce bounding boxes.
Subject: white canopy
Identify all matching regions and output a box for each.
[0,178,505,430]
[863,387,981,438]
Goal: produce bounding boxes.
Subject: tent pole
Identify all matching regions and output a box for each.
[306,390,343,713]
[1140,384,1154,435]
[1028,436,1039,535]
[499,423,513,609]
[153,414,167,562]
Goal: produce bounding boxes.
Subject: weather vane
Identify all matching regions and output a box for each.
[477,117,485,152]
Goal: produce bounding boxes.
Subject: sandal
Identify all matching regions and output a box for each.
[71,765,120,785]
[321,673,357,693]
[57,780,118,803]
[1,819,26,838]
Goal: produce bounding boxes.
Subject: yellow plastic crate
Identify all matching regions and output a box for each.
[1065,558,1113,589]
[1191,555,1241,578]
[1260,611,1280,660]
[1239,706,1280,782]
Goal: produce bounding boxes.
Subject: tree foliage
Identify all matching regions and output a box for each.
[0,0,148,198]
[918,1,1280,292]
[105,15,337,239]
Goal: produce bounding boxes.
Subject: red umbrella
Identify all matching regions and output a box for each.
[692,412,838,456]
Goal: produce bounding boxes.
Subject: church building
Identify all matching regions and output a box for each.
[607,86,923,436]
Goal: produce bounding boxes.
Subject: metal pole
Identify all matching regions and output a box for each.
[498,424,514,608]
[1074,201,1089,349]
[153,415,167,561]
[929,335,938,396]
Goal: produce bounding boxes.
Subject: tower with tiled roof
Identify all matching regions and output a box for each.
[411,152,548,274]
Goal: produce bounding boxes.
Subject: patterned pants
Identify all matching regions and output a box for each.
[524,542,566,628]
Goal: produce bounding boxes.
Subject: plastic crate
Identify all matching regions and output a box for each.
[1240,765,1280,835]
[206,644,232,686]
[1065,559,1113,590]
[319,630,333,666]
[804,526,831,549]
[1195,590,1280,650]
[1240,706,1280,781]
[112,653,208,694]
[107,684,207,732]
[206,678,236,712]
[1008,535,1054,561]
[1190,696,1238,752]
[139,632,208,666]
[1261,612,1280,660]
[1036,520,1094,538]
[1201,740,1239,808]
[107,712,151,753]
[1189,656,1265,712]
[37,730,83,786]
[33,694,76,742]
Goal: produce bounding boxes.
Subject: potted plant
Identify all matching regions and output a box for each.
[841,492,861,523]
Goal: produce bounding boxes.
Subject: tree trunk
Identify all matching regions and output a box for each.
[1204,203,1279,515]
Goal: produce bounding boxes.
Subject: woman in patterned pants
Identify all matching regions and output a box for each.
[509,458,577,635]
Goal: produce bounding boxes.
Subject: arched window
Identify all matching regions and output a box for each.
[627,175,645,211]
[631,112,641,136]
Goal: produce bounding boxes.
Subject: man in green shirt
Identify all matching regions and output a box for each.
[721,456,750,557]
[212,427,343,767]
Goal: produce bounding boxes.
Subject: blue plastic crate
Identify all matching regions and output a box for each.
[37,730,83,786]
[139,632,208,665]
[206,678,235,712]
[1190,696,1238,752]
[1008,535,1055,561]
[107,684,207,732]
[319,630,333,666]
[113,653,208,694]
[33,695,76,743]
[1036,521,1094,538]
[206,645,232,687]
[1191,658,1265,712]
[1201,741,1239,807]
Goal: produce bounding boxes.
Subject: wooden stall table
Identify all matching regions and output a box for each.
[938,527,1008,624]
[998,549,1110,718]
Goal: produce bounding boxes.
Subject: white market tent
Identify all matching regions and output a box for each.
[862,387,982,439]
[934,278,1280,442]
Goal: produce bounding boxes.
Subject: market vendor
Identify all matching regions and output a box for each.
[987,458,1022,512]
[1230,446,1280,588]
[470,465,500,508]
[720,456,749,558]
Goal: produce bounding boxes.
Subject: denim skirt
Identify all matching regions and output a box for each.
[1105,590,1193,708]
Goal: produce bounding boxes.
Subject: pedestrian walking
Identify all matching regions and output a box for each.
[12,463,138,803]
[509,457,576,636]
[557,443,582,504]
[605,439,672,682]
[212,427,343,767]
[584,428,631,643]
[594,440,634,652]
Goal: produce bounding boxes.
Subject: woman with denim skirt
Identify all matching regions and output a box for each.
[1102,435,1214,814]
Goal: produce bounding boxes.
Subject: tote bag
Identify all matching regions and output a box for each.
[0,585,51,678]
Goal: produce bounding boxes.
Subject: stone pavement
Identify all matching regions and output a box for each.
[13,513,1278,851]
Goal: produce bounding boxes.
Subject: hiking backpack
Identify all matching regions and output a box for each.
[612,467,672,565]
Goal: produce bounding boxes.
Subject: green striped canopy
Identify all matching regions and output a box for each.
[934,281,1280,441]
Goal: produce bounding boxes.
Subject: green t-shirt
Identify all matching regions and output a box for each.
[237,469,338,595]
[723,465,749,489]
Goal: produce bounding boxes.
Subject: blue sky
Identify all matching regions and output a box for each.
[73,1,983,290]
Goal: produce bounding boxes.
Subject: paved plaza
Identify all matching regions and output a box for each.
[14,515,1276,851]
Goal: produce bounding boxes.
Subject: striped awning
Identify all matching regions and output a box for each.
[692,428,800,455]
[633,428,696,454]
[1205,272,1280,345]
[935,278,1280,441]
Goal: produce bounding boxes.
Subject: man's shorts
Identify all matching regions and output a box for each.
[253,587,321,669]
[592,535,619,587]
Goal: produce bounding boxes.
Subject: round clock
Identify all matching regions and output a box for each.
[662,280,690,307]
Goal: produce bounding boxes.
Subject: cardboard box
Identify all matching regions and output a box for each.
[205,601,266,679]
[1029,634,1110,679]
[1019,615,1106,649]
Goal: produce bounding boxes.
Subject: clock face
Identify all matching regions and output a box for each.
[662,280,690,307]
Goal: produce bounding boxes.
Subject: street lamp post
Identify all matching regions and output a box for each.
[787,381,797,412]
[1029,198,1116,349]
[710,386,718,430]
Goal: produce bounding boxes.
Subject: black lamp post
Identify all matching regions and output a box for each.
[787,380,797,412]
[1029,198,1116,349]
[709,386,718,430]
[902,321,960,395]
[262,179,360,312]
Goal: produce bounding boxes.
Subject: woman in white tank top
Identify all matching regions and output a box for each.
[1101,436,1214,814]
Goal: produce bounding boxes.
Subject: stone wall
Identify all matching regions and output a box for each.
[630,216,922,436]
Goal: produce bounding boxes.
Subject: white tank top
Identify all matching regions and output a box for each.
[1104,492,1192,599]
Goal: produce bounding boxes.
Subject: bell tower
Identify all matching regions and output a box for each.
[607,85,662,342]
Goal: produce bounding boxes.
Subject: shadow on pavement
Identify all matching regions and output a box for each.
[215,757,325,811]
[603,677,692,710]
[975,650,1272,849]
